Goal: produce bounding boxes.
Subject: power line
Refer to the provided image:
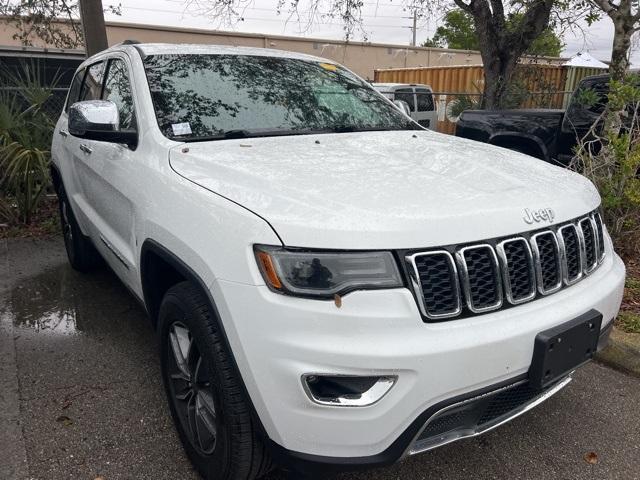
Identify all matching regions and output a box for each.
[112,4,429,30]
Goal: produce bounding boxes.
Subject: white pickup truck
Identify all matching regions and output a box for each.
[51,42,625,480]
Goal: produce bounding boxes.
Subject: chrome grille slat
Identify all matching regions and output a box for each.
[496,238,536,305]
[456,244,503,313]
[406,251,462,319]
[406,209,605,321]
[557,224,583,286]
[530,231,563,295]
[592,212,606,262]
[579,217,598,273]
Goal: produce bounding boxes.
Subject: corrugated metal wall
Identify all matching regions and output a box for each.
[374,64,607,134]
[562,67,607,108]
[375,65,486,94]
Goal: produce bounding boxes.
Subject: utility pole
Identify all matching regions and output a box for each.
[411,10,417,47]
[79,0,109,57]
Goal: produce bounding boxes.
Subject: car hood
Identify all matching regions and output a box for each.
[169,130,600,249]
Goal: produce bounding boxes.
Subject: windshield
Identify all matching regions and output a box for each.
[143,54,418,141]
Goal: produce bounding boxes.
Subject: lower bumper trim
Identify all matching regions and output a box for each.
[408,375,572,456]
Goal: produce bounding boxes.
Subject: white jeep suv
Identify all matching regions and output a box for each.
[51,42,626,479]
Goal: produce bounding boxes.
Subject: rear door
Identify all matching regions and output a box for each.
[414,88,437,131]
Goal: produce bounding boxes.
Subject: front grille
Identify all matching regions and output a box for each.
[497,238,535,304]
[580,217,599,272]
[407,210,606,320]
[558,225,582,284]
[532,232,562,293]
[410,251,460,318]
[458,245,502,312]
[593,212,605,260]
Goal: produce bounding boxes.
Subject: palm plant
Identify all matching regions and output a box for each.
[0,61,59,224]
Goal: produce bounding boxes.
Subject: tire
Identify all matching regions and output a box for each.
[56,184,102,272]
[158,281,272,480]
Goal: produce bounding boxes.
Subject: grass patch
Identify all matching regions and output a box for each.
[618,311,640,334]
[626,276,640,299]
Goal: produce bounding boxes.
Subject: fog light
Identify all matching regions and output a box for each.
[302,374,396,407]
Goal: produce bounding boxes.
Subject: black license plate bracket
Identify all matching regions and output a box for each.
[529,309,602,389]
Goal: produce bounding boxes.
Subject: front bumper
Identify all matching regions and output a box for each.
[210,250,625,463]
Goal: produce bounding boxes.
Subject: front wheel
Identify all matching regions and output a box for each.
[158,281,272,480]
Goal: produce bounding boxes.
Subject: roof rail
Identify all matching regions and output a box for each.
[118,39,141,46]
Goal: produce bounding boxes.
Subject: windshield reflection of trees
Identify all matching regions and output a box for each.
[144,54,413,138]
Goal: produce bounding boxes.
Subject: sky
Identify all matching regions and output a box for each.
[103,0,638,65]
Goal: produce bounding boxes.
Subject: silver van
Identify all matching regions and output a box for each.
[372,83,438,130]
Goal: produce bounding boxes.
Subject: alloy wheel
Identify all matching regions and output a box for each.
[167,322,219,455]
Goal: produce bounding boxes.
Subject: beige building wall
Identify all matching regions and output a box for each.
[0,19,567,79]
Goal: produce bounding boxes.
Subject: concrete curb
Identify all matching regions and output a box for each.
[596,327,640,377]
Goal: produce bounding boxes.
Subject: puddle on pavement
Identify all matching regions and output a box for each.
[1,262,140,335]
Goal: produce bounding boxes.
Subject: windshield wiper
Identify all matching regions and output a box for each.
[179,129,253,142]
[331,125,421,133]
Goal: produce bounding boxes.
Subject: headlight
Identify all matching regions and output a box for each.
[254,245,403,298]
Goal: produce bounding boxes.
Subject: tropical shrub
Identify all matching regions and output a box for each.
[0,62,58,224]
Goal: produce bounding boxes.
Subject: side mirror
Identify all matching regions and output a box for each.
[393,99,412,117]
[68,100,137,148]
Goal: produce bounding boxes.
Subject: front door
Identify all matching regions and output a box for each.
[65,55,141,286]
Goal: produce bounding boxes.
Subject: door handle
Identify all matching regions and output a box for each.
[59,129,68,137]
[79,143,92,155]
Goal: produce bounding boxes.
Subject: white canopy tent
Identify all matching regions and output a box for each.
[563,52,608,69]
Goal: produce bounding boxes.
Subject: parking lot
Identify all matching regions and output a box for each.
[1,237,639,480]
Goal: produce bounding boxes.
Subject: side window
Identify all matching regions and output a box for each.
[416,88,434,112]
[102,58,136,130]
[571,79,608,115]
[65,68,85,113]
[79,61,105,102]
[394,88,415,112]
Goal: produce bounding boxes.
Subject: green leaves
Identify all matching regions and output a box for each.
[0,61,56,225]
[422,8,564,57]
[573,74,640,259]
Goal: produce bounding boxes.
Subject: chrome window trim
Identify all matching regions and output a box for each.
[556,224,584,286]
[578,217,599,274]
[495,237,536,305]
[530,231,563,295]
[406,250,462,319]
[456,244,503,313]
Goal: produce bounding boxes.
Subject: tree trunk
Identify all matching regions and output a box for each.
[79,0,108,57]
[461,0,553,110]
[479,48,518,109]
[605,18,634,134]
[610,20,633,82]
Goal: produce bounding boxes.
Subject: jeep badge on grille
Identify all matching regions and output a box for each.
[523,208,555,224]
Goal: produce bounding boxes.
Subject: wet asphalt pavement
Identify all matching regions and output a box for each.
[1,237,639,480]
